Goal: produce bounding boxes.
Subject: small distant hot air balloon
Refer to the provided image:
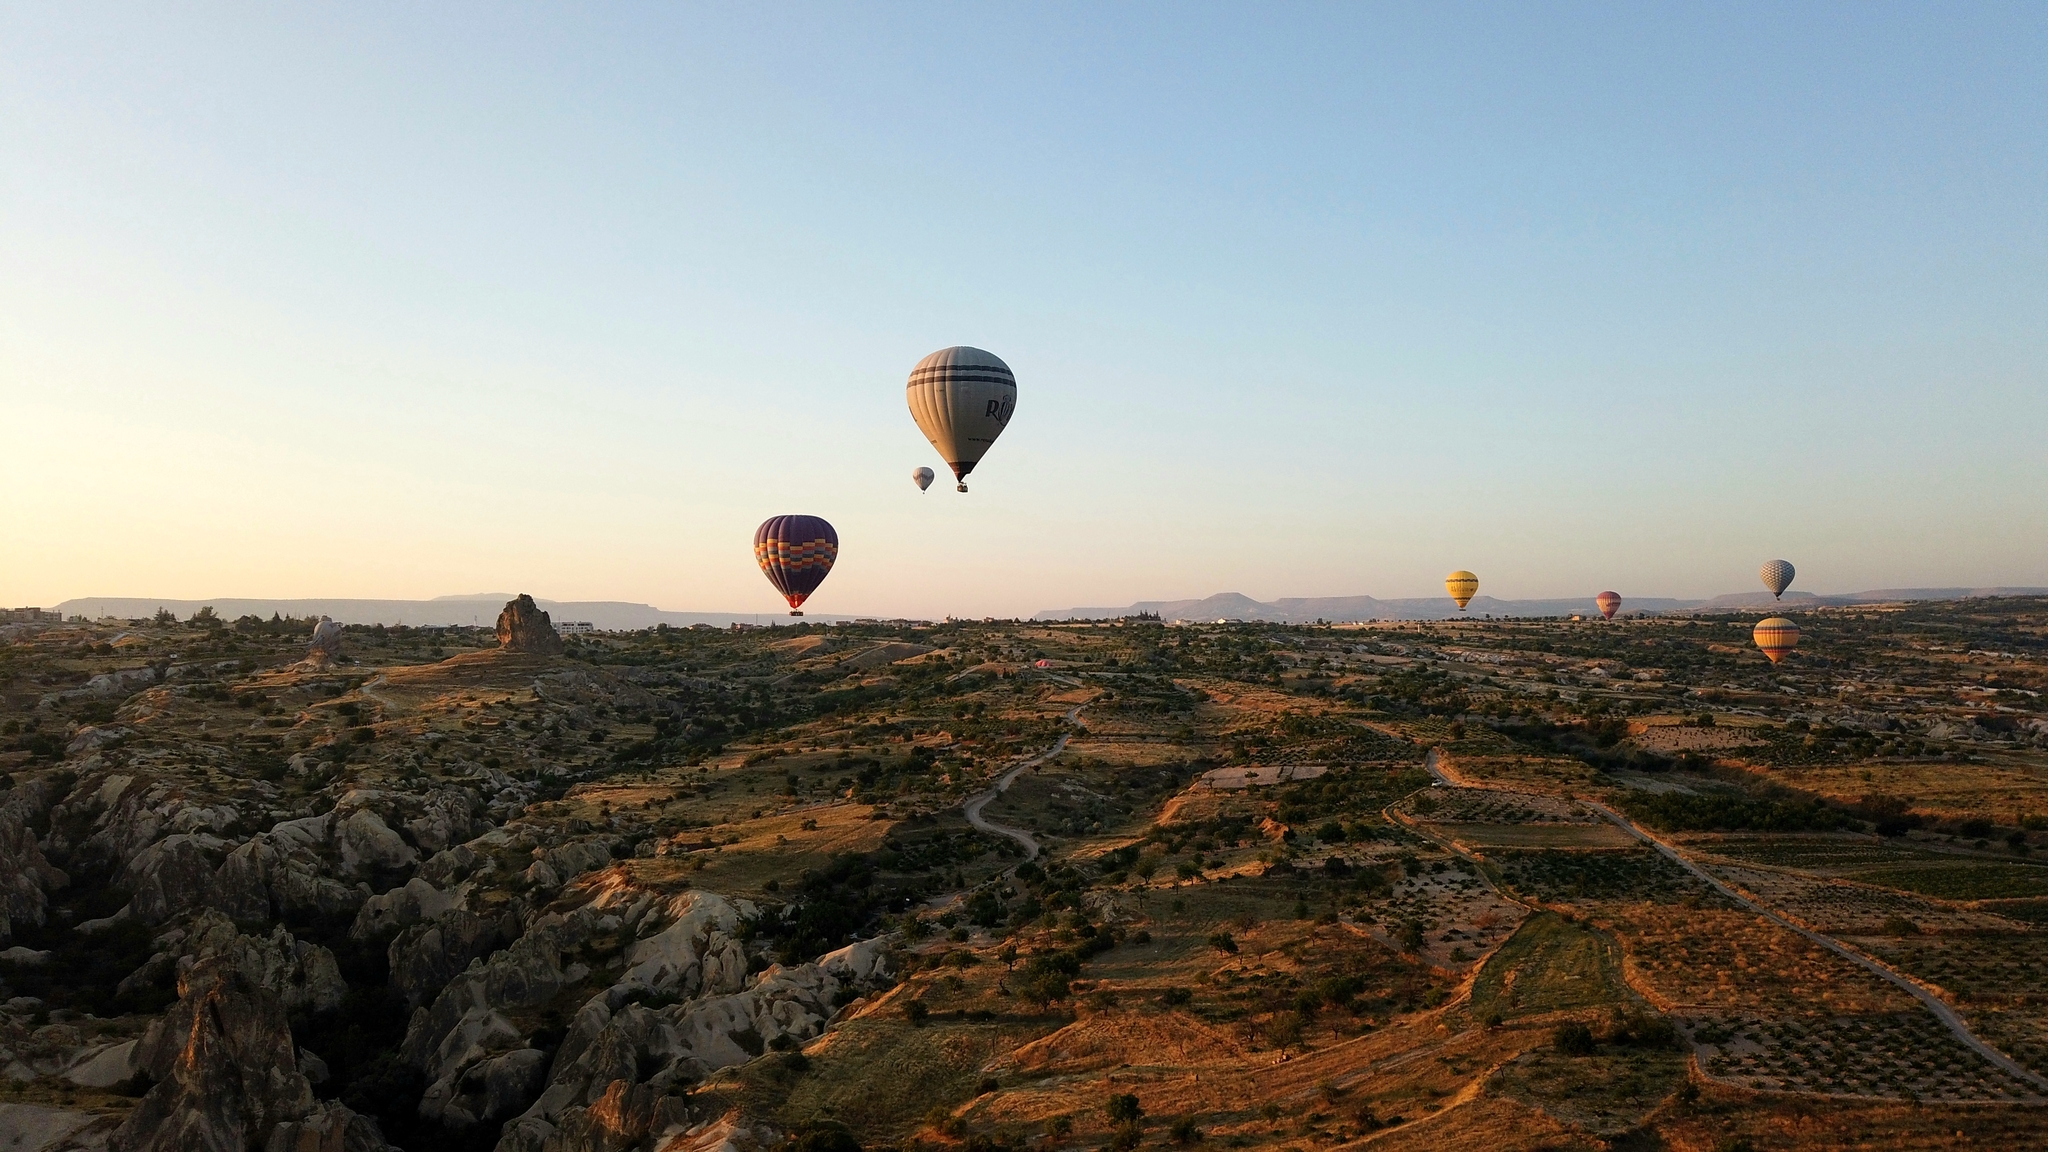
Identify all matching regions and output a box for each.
[1446,571,1479,611]
[912,466,935,492]
[1753,617,1800,664]
[1760,560,1795,600]
[907,346,1016,492]
[754,515,838,616]
[1596,591,1621,620]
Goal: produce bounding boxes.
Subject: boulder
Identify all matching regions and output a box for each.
[399,925,566,1073]
[496,595,564,655]
[335,809,418,876]
[263,1101,393,1152]
[349,878,456,940]
[121,834,231,925]
[0,1102,121,1152]
[387,909,508,1009]
[214,832,365,924]
[419,1046,549,1128]
[619,893,748,996]
[62,1039,141,1090]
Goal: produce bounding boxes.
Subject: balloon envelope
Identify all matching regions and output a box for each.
[912,466,935,492]
[1760,559,1795,600]
[907,346,1016,491]
[1753,616,1800,663]
[1445,571,1479,611]
[754,515,838,615]
[1596,591,1621,620]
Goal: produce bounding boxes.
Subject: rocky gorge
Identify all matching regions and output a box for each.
[0,601,910,1152]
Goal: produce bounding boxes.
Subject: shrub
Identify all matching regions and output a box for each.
[903,999,930,1026]
[1170,1117,1201,1144]
[1554,1022,1597,1057]
[1206,932,1238,954]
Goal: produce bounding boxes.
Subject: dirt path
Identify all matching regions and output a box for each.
[1423,749,2048,1094]
[961,700,1089,861]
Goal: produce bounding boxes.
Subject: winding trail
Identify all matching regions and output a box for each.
[961,700,1088,861]
[1422,749,2048,1095]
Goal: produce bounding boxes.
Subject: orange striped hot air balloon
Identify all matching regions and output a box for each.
[1595,591,1621,620]
[1445,571,1479,611]
[1753,617,1800,664]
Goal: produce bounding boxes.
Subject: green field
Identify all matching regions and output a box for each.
[1469,913,1630,1022]
[1852,862,2048,901]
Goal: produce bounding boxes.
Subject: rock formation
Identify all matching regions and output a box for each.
[0,779,68,943]
[496,595,565,655]
[115,955,392,1152]
[307,616,345,664]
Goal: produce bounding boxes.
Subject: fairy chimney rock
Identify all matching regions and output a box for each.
[496,595,565,655]
[306,616,345,664]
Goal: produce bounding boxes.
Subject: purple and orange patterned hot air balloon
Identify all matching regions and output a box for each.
[754,515,838,616]
[1595,591,1621,620]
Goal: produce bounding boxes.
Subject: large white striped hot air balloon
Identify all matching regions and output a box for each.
[1753,617,1800,664]
[907,347,1016,492]
[1445,571,1479,611]
[1760,560,1795,600]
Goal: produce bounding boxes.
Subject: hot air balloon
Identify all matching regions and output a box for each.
[1754,617,1799,663]
[912,466,935,492]
[754,515,838,616]
[1760,560,1795,600]
[1596,591,1621,620]
[907,346,1016,492]
[1446,571,1479,611]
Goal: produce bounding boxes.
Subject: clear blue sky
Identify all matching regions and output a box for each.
[4,3,2044,618]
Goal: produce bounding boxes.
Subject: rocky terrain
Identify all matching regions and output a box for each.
[2,595,2047,1151]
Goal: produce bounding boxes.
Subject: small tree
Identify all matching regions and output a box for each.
[1021,969,1069,1011]
[1104,1094,1144,1124]
[1266,1011,1304,1054]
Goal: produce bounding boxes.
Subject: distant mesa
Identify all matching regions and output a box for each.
[496,594,565,655]
[1036,587,2048,624]
[52,596,854,630]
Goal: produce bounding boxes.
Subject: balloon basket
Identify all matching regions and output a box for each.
[789,610,804,617]
[956,483,968,492]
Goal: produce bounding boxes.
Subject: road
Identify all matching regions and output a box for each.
[960,701,1088,861]
[1423,748,2048,1094]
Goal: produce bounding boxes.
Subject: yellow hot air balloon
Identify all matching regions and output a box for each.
[1753,617,1800,664]
[1445,571,1479,611]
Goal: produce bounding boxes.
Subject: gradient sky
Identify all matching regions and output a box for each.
[4,3,2045,619]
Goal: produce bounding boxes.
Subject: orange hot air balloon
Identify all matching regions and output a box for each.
[1445,571,1479,611]
[1595,591,1621,620]
[1753,617,1800,664]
